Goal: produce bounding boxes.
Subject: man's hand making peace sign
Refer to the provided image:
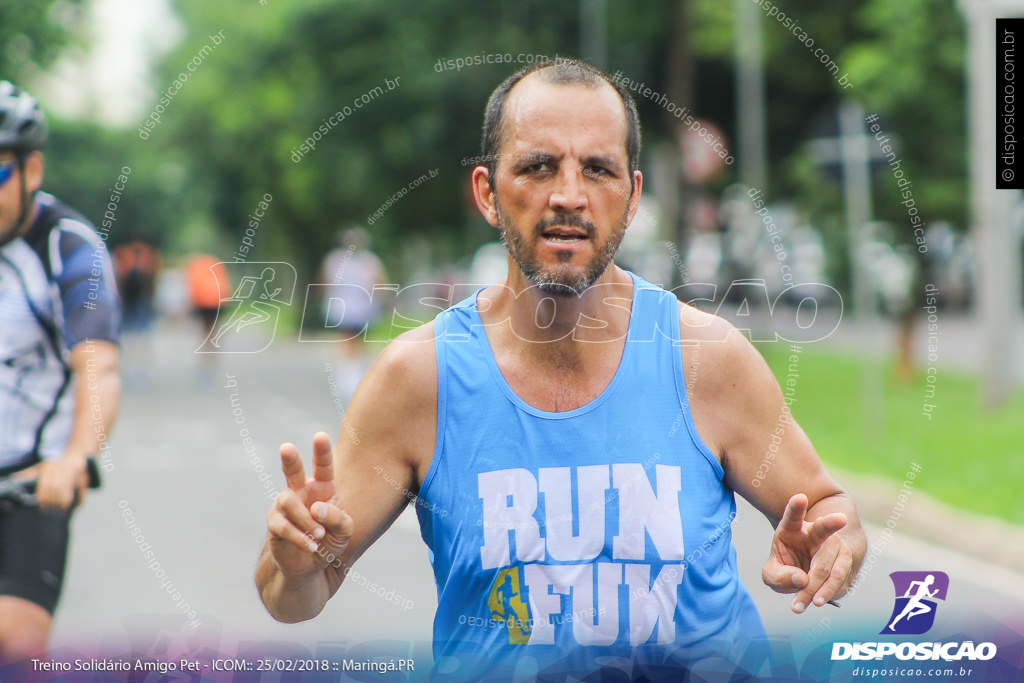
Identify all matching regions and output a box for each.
[266,432,354,578]
[256,327,439,624]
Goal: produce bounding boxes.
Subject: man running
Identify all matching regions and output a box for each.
[0,82,120,660]
[256,60,866,679]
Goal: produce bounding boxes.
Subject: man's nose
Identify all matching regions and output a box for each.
[548,166,588,213]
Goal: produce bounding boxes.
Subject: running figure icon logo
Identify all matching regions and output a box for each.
[880,571,949,635]
[199,262,296,354]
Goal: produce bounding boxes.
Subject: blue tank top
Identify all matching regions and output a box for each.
[416,272,766,680]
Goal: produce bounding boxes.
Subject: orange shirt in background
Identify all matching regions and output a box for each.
[185,255,228,309]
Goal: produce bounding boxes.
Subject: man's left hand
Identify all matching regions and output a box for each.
[762,492,854,613]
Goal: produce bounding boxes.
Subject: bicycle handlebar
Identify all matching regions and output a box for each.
[0,457,102,506]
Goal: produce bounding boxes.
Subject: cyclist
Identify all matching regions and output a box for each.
[0,81,120,660]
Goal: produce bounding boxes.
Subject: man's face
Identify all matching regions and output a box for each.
[0,150,42,239]
[485,77,640,296]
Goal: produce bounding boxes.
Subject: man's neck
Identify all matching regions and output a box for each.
[482,264,634,361]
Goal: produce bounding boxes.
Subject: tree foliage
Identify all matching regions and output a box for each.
[0,0,86,79]
[145,0,696,278]
[842,0,966,229]
[24,0,968,293]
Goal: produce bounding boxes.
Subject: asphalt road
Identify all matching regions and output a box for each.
[46,318,1024,678]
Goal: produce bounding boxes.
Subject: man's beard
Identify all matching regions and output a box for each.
[498,209,628,297]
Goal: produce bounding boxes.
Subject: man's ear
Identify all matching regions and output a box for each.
[625,169,643,226]
[23,151,44,193]
[471,166,499,227]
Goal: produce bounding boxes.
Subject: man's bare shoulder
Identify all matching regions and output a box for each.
[679,301,790,462]
[677,301,754,367]
[343,321,439,475]
[677,301,782,443]
[362,321,439,406]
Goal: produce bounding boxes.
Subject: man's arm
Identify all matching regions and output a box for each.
[684,307,867,613]
[256,323,437,622]
[35,340,120,509]
[30,216,121,508]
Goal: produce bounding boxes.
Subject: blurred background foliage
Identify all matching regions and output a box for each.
[1,0,967,287]
[0,1,87,75]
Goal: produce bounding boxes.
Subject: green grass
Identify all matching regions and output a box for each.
[759,345,1024,524]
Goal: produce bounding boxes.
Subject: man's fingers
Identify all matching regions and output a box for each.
[811,550,853,608]
[279,442,307,491]
[74,476,88,507]
[808,512,847,547]
[37,470,73,511]
[761,558,807,594]
[811,540,851,606]
[311,432,335,484]
[791,540,840,613]
[778,493,809,533]
[274,490,324,543]
[311,500,354,541]
[12,465,39,481]
[268,509,320,554]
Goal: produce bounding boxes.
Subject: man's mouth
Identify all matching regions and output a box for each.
[540,226,589,243]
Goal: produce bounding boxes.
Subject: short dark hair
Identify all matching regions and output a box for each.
[480,58,641,193]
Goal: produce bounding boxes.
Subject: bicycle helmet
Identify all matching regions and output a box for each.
[0,81,47,246]
[0,80,48,152]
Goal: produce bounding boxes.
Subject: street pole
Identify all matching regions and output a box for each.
[837,99,885,432]
[958,0,1023,409]
[838,99,875,323]
[735,0,767,193]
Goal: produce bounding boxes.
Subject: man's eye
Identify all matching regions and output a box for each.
[584,166,609,177]
[527,162,553,173]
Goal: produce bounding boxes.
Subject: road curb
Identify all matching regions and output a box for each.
[835,467,1024,574]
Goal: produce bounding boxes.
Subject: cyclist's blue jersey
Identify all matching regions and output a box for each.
[416,272,766,681]
[0,193,119,473]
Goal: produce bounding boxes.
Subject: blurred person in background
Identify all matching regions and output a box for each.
[112,236,161,387]
[152,261,192,321]
[0,82,120,660]
[318,228,386,402]
[185,253,228,380]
